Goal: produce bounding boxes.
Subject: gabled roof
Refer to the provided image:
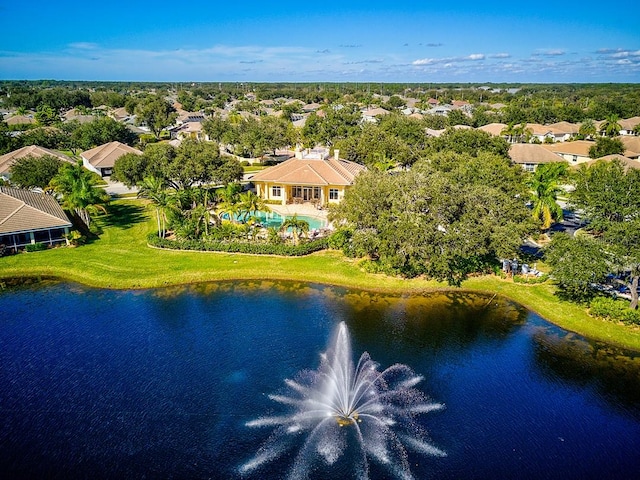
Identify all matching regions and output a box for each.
[0,145,75,176]
[619,116,640,131]
[5,114,35,125]
[0,186,71,235]
[477,123,507,136]
[546,121,580,134]
[81,141,142,169]
[585,155,640,170]
[620,136,640,155]
[509,143,565,164]
[542,140,594,156]
[251,156,366,186]
[362,107,390,117]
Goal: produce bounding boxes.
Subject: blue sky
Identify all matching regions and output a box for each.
[1,1,638,83]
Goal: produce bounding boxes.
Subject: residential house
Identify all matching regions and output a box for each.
[0,186,72,253]
[584,154,640,171]
[542,140,594,165]
[361,107,390,123]
[546,121,580,142]
[5,114,36,126]
[426,104,453,117]
[477,123,507,137]
[508,143,566,172]
[81,141,143,177]
[0,145,75,181]
[250,148,366,206]
[620,136,640,158]
[619,116,640,136]
[302,103,321,113]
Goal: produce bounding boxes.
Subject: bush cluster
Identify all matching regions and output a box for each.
[513,274,549,284]
[147,234,328,256]
[24,242,47,252]
[589,297,640,325]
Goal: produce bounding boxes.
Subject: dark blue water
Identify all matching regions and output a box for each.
[1,281,639,479]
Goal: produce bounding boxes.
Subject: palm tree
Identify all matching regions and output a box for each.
[280,214,309,245]
[238,190,270,223]
[578,119,596,139]
[137,176,173,238]
[600,114,621,137]
[372,152,396,172]
[501,122,517,143]
[215,182,242,222]
[49,160,110,228]
[527,163,566,231]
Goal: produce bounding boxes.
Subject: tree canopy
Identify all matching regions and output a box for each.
[330,151,534,285]
[112,139,243,189]
[9,154,64,189]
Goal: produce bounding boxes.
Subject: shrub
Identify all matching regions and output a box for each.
[25,242,47,252]
[513,274,549,284]
[589,297,640,325]
[147,234,328,256]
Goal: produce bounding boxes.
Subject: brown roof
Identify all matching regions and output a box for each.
[542,140,595,156]
[81,141,142,169]
[362,107,390,117]
[477,123,507,136]
[509,143,565,164]
[251,156,366,186]
[620,136,640,156]
[620,116,640,131]
[585,155,640,171]
[547,121,580,134]
[0,186,72,235]
[0,145,75,176]
[5,114,36,125]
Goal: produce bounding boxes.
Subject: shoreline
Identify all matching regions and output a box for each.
[2,266,639,352]
[1,198,638,352]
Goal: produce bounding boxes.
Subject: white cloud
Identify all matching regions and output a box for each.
[467,54,485,60]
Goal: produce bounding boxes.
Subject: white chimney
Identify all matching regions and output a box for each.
[334,149,340,160]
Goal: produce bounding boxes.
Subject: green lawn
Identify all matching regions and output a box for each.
[2,199,639,351]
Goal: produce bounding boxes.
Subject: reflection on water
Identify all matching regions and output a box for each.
[533,328,640,413]
[1,280,639,479]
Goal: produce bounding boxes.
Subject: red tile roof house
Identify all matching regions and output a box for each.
[250,148,366,207]
[0,186,72,253]
[81,141,142,178]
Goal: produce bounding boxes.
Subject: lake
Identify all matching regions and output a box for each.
[1,281,639,479]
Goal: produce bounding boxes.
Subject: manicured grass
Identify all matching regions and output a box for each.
[2,199,639,351]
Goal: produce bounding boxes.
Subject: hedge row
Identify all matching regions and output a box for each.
[147,234,329,256]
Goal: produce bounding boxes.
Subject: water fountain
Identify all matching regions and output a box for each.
[240,321,446,479]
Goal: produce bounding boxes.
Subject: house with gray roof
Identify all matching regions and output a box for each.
[81,141,142,177]
[0,186,72,253]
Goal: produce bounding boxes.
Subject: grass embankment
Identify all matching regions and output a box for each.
[1,199,638,351]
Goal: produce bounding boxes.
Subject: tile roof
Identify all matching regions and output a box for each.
[0,186,72,235]
[542,140,594,156]
[620,136,640,155]
[620,116,640,130]
[509,143,565,164]
[585,155,640,170]
[81,141,142,169]
[0,145,75,176]
[477,123,507,136]
[251,156,366,186]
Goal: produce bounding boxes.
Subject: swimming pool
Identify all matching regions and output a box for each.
[226,211,327,230]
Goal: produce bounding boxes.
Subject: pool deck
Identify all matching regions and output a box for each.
[268,203,329,221]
